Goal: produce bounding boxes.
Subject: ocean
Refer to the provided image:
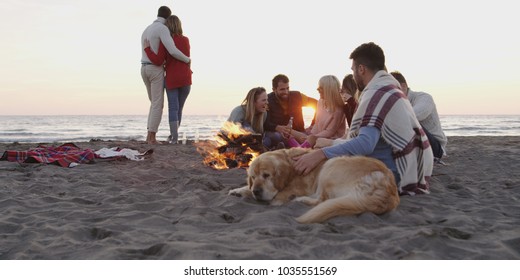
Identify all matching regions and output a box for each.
[1,115,519,143]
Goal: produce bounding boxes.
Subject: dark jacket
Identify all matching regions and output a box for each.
[264,91,316,132]
[343,96,358,127]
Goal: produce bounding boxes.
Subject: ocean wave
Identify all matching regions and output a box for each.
[1,115,519,143]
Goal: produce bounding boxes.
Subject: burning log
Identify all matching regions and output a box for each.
[196,122,265,169]
[216,133,263,153]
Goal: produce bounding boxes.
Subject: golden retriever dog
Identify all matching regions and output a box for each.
[228,148,400,223]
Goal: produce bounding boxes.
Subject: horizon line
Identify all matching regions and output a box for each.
[1,114,520,117]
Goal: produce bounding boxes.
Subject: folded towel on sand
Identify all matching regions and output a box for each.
[1,143,152,168]
[95,147,153,161]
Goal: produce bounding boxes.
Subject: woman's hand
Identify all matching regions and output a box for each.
[293,134,306,143]
[276,125,291,138]
[314,138,333,148]
[305,135,318,147]
[143,39,150,49]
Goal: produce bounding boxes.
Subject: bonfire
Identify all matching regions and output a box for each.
[196,122,264,169]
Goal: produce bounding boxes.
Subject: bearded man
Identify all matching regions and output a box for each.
[293,42,433,195]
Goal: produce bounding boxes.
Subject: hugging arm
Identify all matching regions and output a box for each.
[144,42,167,66]
[159,27,190,63]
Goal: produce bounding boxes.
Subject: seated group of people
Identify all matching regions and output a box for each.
[228,74,359,149]
[227,42,447,196]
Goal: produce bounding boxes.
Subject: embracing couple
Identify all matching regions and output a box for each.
[140,6,192,144]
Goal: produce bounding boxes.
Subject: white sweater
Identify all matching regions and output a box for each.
[140,18,190,64]
[408,89,447,153]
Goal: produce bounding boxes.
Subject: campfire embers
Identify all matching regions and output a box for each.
[196,122,264,169]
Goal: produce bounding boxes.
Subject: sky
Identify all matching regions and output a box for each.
[1,0,519,116]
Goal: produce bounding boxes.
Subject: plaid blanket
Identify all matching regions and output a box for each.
[348,71,434,195]
[1,143,97,167]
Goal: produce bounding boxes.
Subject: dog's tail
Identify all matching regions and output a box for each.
[295,195,366,224]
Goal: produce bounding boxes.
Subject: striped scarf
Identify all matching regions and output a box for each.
[348,71,434,195]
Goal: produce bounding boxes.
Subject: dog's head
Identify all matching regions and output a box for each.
[246,148,309,202]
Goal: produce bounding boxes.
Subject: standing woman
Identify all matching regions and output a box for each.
[227,87,268,134]
[145,15,192,144]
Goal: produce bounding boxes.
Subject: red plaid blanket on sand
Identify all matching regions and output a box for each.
[0,143,97,167]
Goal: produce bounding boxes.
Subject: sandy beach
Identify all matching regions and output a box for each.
[0,136,519,260]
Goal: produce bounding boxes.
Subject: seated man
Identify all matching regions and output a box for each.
[294,42,433,196]
[263,74,317,149]
[390,71,447,160]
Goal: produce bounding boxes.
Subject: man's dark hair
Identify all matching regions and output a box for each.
[349,42,386,72]
[390,71,407,84]
[272,74,289,89]
[157,6,172,19]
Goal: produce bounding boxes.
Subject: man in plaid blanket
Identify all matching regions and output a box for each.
[294,42,433,195]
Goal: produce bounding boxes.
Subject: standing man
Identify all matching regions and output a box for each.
[294,42,433,195]
[141,6,191,144]
[263,74,318,149]
[390,71,447,161]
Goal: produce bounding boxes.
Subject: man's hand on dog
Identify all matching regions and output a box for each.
[293,149,327,175]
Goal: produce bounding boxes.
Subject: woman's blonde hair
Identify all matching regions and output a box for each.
[165,15,183,36]
[242,87,266,133]
[319,75,343,113]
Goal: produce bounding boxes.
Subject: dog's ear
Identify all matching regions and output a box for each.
[273,151,296,190]
[248,175,253,190]
[282,148,306,172]
[279,148,294,163]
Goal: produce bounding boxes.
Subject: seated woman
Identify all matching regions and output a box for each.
[227,87,268,134]
[340,74,359,128]
[287,75,346,148]
[312,74,359,148]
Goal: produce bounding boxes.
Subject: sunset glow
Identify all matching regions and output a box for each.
[0,0,519,116]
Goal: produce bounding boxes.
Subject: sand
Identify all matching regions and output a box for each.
[0,136,519,260]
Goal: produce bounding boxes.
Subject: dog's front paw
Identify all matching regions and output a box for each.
[270,199,284,206]
[228,189,242,197]
[228,186,251,198]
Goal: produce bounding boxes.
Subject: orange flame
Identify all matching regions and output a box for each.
[196,122,262,170]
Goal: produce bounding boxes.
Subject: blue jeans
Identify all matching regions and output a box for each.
[166,86,191,124]
[263,131,284,149]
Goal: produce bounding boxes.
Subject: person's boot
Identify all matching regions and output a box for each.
[169,121,179,144]
[300,141,312,148]
[287,137,300,148]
